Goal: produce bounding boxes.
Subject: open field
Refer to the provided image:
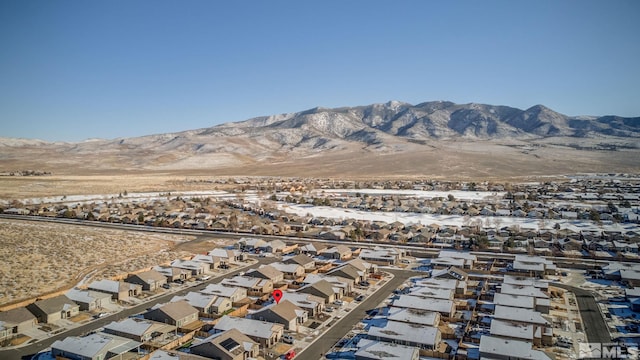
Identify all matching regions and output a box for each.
[0,219,196,309]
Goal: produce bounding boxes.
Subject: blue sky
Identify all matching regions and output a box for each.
[1,1,639,142]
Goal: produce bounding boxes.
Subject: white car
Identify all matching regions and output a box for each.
[333,300,344,306]
[324,306,335,312]
[282,334,295,344]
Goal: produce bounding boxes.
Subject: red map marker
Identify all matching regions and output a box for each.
[272,289,283,304]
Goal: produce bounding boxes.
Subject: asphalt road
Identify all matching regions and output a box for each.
[553,283,611,344]
[296,269,416,360]
[0,258,272,360]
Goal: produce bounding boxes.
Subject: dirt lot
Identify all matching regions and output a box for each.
[0,219,197,308]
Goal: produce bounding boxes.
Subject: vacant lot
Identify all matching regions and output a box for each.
[0,219,195,308]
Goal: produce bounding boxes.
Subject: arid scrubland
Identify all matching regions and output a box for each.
[0,219,193,308]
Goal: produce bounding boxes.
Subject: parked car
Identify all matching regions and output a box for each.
[324,306,335,312]
[359,281,370,287]
[333,300,344,306]
[355,295,365,302]
[162,283,171,289]
[284,349,296,360]
[282,334,295,344]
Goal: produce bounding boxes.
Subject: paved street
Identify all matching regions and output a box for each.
[297,269,416,360]
[553,283,611,344]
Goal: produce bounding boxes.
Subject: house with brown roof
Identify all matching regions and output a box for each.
[171,292,231,315]
[297,242,327,256]
[250,300,307,330]
[213,316,284,348]
[327,264,364,283]
[246,265,285,284]
[126,269,168,291]
[284,254,316,271]
[321,245,352,260]
[144,300,199,328]
[298,279,336,304]
[27,295,80,323]
[0,307,37,335]
[190,328,259,360]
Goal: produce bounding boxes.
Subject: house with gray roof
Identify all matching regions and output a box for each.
[66,288,112,311]
[200,283,247,303]
[269,262,305,279]
[367,320,441,349]
[355,339,419,360]
[279,292,324,316]
[190,328,259,360]
[51,333,141,360]
[27,295,80,323]
[153,265,190,282]
[327,264,364,283]
[102,317,176,343]
[88,279,142,301]
[125,269,168,291]
[479,335,552,360]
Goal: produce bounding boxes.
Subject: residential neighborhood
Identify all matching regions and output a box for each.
[0,174,639,359]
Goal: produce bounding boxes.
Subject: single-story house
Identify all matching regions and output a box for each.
[144,301,199,328]
[190,328,259,360]
[213,316,283,349]
[66,288,113,311]
[88,280,142,301]
[27,295,80,324]
[125,269,168,291]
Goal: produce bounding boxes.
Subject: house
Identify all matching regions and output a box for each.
[246,265,285,284]
[479,335,552,360]
[386,307,441,327]
[171,292,230,315]
[367,320,441,350]
[51,333,141,360]
[153,265,190,282]
[125,269,168,291]
[327,264,364,283]
[170,259,207,276]
[264,240,287,253]
[392,295,455,318]
[213,316,284,349]
[102,317,176,342]
[297,242,327,256]
[432,251,477,269]
[408,287,454,300]
[490,318,552,347]
[298,279,337,304]
[250,300,307,330]
[27,295,80,323]
[284,254,316,271]
[320,245,352,260]
[269,262,305,279]
[303,274,352,297]
[359,247,403,265]
[201,283,247,304]
[144,301,199,328]
[414,277,467,295]
[208,248,241,265]
[88,280,142,301]
[354,339,419,360]
[512,255,557,276]
[346,258,377,274]
[221,276,273,297]
[66,288,112,311]
[237,237,267,251]
[0,307,37,335]
[190,328,259,360]
[431,266,469,282]
[191,254,221,271]
[278,292,324,316]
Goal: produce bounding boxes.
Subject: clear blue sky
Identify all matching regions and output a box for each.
[1,1,639,142]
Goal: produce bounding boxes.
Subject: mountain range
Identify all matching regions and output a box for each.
[2,101,639,177]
